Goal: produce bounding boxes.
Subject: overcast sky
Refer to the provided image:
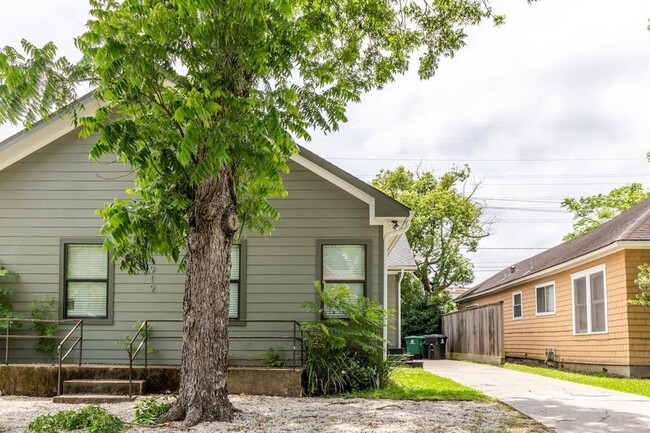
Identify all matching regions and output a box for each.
[1,0,648,285]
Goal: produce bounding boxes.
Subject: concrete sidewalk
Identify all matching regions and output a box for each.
[424,360,650,433]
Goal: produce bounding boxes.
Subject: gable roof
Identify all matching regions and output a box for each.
[0,95,412,225]
[387,235,417,271]
[458,196,650,302]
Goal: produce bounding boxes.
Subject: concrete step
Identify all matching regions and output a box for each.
[63,379,146,396]
[404,360,424,368]
[53,394,135,404]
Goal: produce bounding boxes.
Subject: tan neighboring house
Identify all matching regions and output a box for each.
[456,197,650,378]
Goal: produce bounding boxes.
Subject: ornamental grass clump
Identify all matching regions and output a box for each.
[301,283,397,395]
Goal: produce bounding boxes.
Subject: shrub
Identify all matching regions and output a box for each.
[30,296,59,356]
[26,405,123,433]
[134,396,172,426]
[301,283,396,395]
[262,346,286,367]
[0,266,21,330]
[117,321,155,355]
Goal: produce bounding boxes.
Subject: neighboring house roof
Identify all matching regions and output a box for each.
[387,235,417,271]
[444,286,468,300]
[0,94,413,227]
[458,196,650,302]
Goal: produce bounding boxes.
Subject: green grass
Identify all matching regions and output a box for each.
[504,363,650,397]
[347,367,489,401]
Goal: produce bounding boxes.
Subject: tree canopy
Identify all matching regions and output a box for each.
[372,165,488,292]
[562,183,650,241]
[0,0,501,426]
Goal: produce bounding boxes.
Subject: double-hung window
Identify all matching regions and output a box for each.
[229,244,242,319]
[512,291,523,319]
[535,282,556,315]
[573,265,607,334]
[321,243,367,318]
[62,241,112,322]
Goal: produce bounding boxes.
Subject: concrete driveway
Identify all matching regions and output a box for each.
[424,360,650,433]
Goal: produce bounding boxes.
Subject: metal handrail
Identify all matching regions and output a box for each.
[56,320,84,395]
[126,319,304,397]
[0,318,81,365]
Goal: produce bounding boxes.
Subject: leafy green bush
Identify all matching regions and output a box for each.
[301,283,395,395]
[0,266,21,330]
[401,274,456,341]
[30,296,59,356]
[26,405,123,433]
[117,321,155,355]
[262,346,286,367]
[134,396,172,426]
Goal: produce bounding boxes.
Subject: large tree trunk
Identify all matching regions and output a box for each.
[159,170,238,426]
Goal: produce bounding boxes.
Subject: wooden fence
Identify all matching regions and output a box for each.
[442,303,504,364]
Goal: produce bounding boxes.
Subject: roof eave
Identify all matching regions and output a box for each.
[458,240,650,303]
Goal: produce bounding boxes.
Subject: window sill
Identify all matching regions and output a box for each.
[573,330,608,336]
[228,320,247,327]
[512,316,523,321]
[535,311,556,317]
[65,317,113,326]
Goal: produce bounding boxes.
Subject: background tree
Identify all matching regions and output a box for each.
[372,165,488,292]
[562,183,650,241]
[0,0,500,426]
[400,273,456,338]
[629,264,650,308]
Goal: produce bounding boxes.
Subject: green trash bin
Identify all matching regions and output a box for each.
[405,336,425,358]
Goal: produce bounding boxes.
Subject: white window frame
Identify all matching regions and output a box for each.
[512,291,523,320]
[535,281,556,316]
[571,264,608,335]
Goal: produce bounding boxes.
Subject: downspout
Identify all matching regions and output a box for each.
[396,268,405,348]
[382,212,413,355]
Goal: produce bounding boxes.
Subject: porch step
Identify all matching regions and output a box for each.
[404,360,424,369]
[62,379,146,396]
[53,394,135,404]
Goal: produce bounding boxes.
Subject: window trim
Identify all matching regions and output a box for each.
[228,241,247,325]
[535,281,556,316]
[571,264,608,335]
[59,238,114,325]
[512,291,523,320]
[316,239,371,320]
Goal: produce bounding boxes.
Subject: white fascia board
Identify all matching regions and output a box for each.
[0,100,100,172]
[463,240,650,302]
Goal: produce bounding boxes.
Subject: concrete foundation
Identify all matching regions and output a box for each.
[507,356,650,378]
[0,364,303,397]
[448,351,504,365]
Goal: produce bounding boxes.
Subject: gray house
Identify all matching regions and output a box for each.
[0,98,415,366]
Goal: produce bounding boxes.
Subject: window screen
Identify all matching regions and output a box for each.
[573,268,606,334]
[64,244,109,319]
[322,244,366,318]
[229,244,241,319]
[512,292,522,319]
[536,283,555,314]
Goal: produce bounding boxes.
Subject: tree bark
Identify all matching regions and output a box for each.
[159,170,237,426]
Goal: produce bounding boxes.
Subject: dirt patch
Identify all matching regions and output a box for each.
[0,395,552,433]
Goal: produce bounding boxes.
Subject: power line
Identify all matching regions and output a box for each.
[474,247,551,250]
[485,206,568,213]
[325,156,645,162]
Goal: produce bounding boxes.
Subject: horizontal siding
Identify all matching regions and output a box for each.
[0,130,382,364]
[459,251,632,366]
[386,274,398,347]
[624,249,650,366]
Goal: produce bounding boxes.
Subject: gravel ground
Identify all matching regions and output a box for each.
[0,395,552,433]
